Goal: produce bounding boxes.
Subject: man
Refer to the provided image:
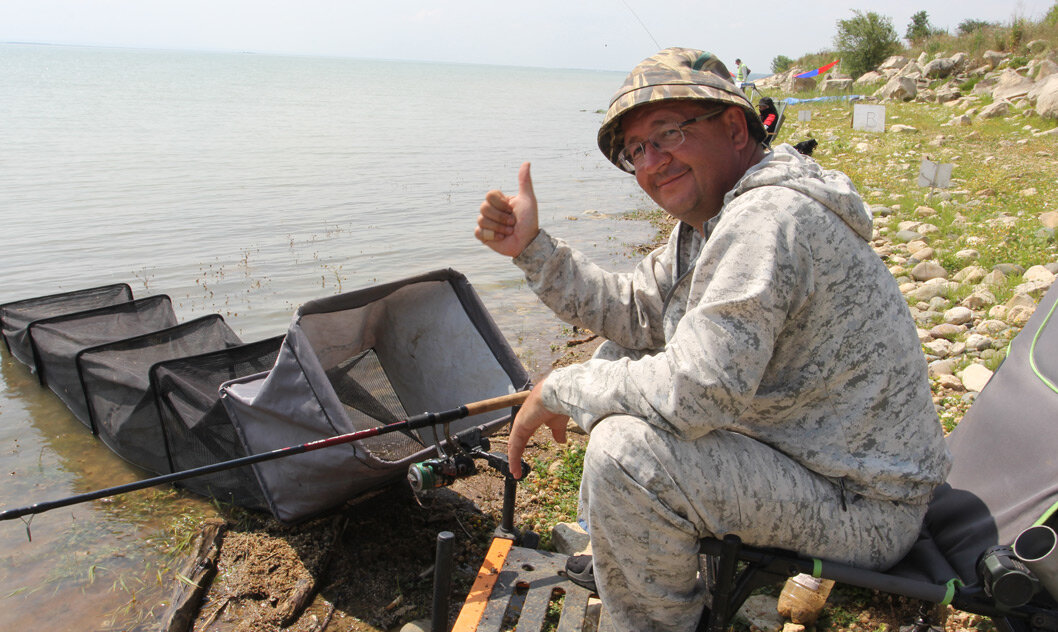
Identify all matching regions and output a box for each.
[734,57,750,89]
[475,48,950,632]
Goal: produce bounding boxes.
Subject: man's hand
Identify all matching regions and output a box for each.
[476,162,540,258]
[507,381,569,479]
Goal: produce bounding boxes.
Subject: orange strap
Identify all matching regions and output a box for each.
[451,537,513,631]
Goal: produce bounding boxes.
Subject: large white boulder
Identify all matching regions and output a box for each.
[1037,75,1058,119]
[875,75,918,101]
[992,69,1034,101]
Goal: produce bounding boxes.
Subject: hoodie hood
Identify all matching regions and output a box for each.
[726,144,873,241]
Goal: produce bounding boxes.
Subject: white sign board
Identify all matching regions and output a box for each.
[852,104,886,132]
[798,110,812,122]
[918,158,953,189]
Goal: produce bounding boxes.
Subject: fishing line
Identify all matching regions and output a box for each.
[620,0,661,50]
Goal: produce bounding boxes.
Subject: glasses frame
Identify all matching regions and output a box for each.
[616,107,726,174]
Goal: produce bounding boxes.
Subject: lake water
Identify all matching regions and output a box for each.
[0,44,655,630]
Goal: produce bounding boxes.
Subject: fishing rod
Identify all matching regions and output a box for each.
[620,0,660,50]
[0,390,529,523]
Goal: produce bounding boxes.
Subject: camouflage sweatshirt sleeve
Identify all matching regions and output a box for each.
[513,227,676,351]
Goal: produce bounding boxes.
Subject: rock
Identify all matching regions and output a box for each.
[736,594,784,632]
[992,69,1034,101]
[1025,265,1057,282]
[1035,59,1058,81]
[953,265,987,283]
[928,296,950,312]
[924,58,957,79]
[965,333,993,351]
[1028,39,1049,54]
[1009,305,1035,324]
[935,374,965,391]
[551,522,591,556]
[906,240,929,254]
[961,289,995,310]
[946,114,973,126]
[976,319,1008,335]
[855,71,885,86]
[1041,211,1058,229]
[895,230,925,242]
[820,75,853,92]
[988,305,1009,321]
[879,55,910,71]
[907,279,955,302]
[400,620,432,632]
[911,247,935,262]
[925,338,953,357]
[936,84,963,103]
[981,269,1006,286]
[890,124,918,133]
[786,76,816,93]
[876,75,918,101]
[929,358,957,376]
[1032,75,1058,119]
[1006,293,1036,310]
[943,306,974,325]
[911,261,948,281]
[983,50,1009,70]
[995,263,1026,276]
[979,101,1011,119]
[930,323,965,339]
[783,623,807,632]
[958,363,994,392]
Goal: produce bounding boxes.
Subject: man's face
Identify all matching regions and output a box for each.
[620,101,745,228]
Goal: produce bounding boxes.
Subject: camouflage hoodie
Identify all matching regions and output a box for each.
[514,144,951,504]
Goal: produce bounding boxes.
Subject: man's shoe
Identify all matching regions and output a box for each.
[563,554,597,593]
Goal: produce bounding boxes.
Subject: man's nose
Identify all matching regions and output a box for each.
[638,142,671,171]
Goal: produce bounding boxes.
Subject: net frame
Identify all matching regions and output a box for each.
[149,335,284,510]
[221,268,531,522]
[26,295,179,429]
[76,314,243,473]
[0,283,134,367]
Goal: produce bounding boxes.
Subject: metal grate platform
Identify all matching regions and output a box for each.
[453,538,615,632]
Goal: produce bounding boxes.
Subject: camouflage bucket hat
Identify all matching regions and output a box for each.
[598,47,766,169]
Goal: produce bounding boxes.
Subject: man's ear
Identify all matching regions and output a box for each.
[721,106,751,151]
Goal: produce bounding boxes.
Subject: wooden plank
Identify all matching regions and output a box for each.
[452,537,513,632]
[555,584,594,632]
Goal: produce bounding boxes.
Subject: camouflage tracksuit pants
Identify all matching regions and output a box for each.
[579,413,928,632]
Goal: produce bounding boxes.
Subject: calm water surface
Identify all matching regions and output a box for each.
[0,44,656,630]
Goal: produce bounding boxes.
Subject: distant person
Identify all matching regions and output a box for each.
[757,96,779,143]
[475,47,950,632]
[734,58,750,88]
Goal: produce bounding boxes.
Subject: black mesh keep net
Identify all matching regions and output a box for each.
[77,315,243,474]
[149,335,284,511]
[28,295,179,428]
[0,283,134,368]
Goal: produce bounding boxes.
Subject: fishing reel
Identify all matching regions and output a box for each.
[406,425,530,493]
[408,454,479,492]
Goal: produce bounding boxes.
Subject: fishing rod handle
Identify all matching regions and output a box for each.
[463,390,529,417]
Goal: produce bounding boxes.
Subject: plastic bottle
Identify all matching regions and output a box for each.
[776,573,836,625]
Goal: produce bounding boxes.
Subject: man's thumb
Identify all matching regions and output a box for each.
[517,161,536,201]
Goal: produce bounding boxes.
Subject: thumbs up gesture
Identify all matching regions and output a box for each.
[476,162,540,258]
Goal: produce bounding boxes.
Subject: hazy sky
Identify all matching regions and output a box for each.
[1,0,1051,73]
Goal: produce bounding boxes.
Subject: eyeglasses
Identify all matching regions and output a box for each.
[616,108,725,173]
